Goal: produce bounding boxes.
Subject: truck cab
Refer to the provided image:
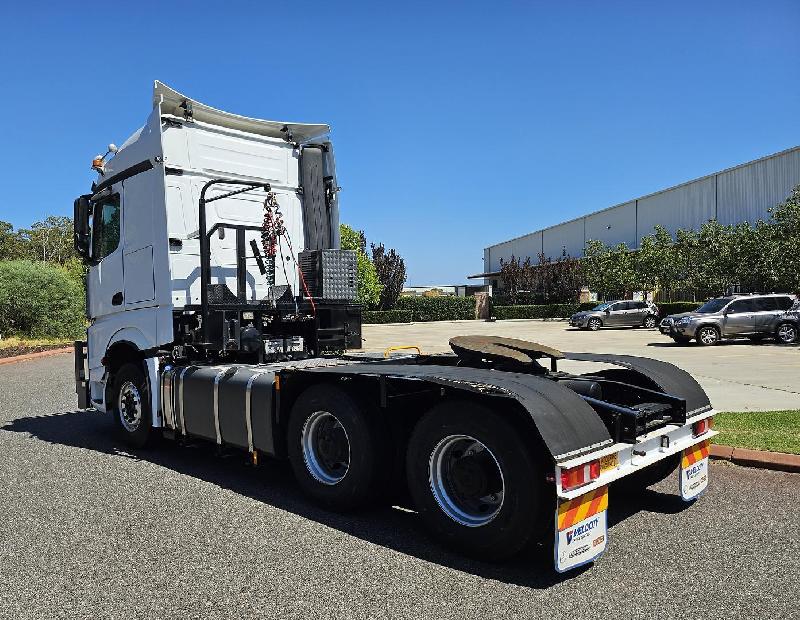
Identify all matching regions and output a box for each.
[74,81,357,412]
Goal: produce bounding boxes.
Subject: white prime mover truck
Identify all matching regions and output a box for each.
[73,82,717,572]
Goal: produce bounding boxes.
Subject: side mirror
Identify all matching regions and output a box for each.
[605,309,611,314]
[74,195,91,260]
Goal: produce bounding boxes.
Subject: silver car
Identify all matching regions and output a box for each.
[569,300,659,331]
[659,293,797,345]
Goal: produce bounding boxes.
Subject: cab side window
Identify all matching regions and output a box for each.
[92,194,121,261]
[775,297,794,311]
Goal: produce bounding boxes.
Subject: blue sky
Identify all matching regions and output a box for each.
[1,1,798,284]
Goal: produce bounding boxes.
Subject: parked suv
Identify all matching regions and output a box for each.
[569,300,659,331]
[775,299,800,344]
[659,293,796,345]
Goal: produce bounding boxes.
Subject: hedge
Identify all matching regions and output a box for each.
[493,303,582,320]
[0,260,85,339]
[395,296,475,321]
[362,310,414,324]
[657,301,701,315]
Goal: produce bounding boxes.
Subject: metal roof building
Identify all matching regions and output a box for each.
[476,146,800,283]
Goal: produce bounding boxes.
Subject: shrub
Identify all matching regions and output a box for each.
[657,301,701,316]
[362,310,414,324]
[0,260,85,339]
[395,296,475,321]
[493,303,581,320]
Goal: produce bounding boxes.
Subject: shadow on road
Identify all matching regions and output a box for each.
[2,409,690,589]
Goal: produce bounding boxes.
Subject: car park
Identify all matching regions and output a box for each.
[569,300,659,331]
[659,293,796,345]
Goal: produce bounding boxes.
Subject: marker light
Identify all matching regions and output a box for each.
[693,417,713,437]
[92,155,105,173]
[560,460,601,492]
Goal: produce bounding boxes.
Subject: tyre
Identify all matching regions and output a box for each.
[671,336,691,345]
[613,454,680,493]
[776,322,798,344]
[643,315,658,329]
[406,400,547,561]
[587,317,602,331]
[111,363,152,448]
[287,384,387,511]
[696,325,720,346]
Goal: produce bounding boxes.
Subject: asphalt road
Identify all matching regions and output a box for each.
[1,354,798,619]
[363,319,800,411]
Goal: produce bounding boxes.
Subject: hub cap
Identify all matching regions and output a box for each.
[699,327,718,345]
[778,324,797,343]
[118,381,142,432]
[429,435,505,527]
[301,411,350,485]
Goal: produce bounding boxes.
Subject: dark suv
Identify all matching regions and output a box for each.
[659,293,797,345]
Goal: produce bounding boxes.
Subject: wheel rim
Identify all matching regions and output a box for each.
[589,319,600,330]
[118,381,142,432]
[301,411,350,485]
[645,317,656,328]
[428,434,505,527]
[778,324,797,343]
[700,327,718,345]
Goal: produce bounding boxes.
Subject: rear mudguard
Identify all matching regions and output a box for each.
[563,352,711,417]
[302,363,613,461]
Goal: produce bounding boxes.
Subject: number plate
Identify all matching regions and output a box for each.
[599,452,619,473]
[679,440,710,501]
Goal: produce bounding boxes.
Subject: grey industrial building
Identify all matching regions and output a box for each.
[476,146,800,287]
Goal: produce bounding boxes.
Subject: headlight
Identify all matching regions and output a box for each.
[676,317,691,325]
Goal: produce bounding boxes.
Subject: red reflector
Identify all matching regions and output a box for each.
[693,418,710,437]
[560,460,601,491]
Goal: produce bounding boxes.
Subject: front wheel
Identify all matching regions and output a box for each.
[406,401,548,561]
[643,315,658,329]
[587,317,602,331]
[111,363,152,448]
[776,322,798,344]
[696,326,720,346]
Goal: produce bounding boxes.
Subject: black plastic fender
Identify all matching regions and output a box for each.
[563,352,711,416]
[301,363,614,461]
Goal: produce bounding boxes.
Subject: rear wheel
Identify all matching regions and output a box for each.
[643,315,658,329]
[287,384,387,511]
[111,363,152,448]
[776,322,798,344]
[696,326,720,346]
[587,317,602,331]
[406,401,547,561]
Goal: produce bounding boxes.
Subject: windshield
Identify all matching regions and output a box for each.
[592,302,613,311]
[695,298,730,314]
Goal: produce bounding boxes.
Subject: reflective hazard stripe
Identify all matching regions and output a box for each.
[558,485,609,531]
[681,439,710,468]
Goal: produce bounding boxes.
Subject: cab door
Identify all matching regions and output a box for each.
[86,189,124,318]
[722,299,756,336]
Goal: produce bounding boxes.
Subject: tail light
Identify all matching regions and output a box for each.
[560,460,600,491]
[693,417,713,437]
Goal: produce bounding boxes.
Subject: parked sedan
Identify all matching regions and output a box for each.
[659,293,796,345]
[569,300,659,331]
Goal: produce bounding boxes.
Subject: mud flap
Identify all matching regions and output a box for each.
[679,439,710,501]
[554,486,608,573]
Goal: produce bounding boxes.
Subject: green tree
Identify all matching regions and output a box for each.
[371,242,406,310]
[340,224,382,308]
[769,186,800,293]
[19,216,75,264]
